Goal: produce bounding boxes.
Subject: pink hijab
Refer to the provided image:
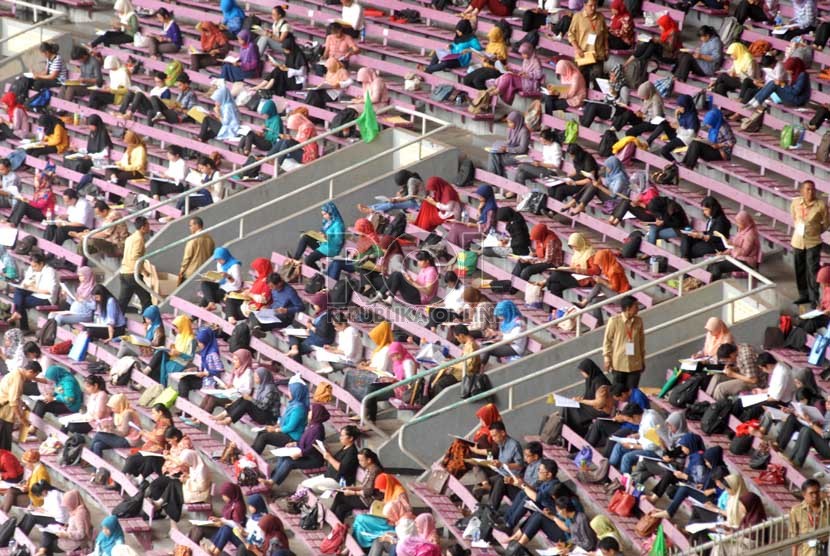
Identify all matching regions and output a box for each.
[232,348,252,378]
[63,490,92,536]
[387,342,416,381]
[397,514,440,556]
[357,67,389,104]
[702,317,733,358]
[554,59,587,107]
[731,210,761,265]
[76,266,96,301]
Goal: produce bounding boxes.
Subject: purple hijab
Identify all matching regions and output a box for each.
[238,30,261,73]
[297,403,330,455]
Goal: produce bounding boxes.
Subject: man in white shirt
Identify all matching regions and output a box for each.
[44,189,93,247]
[9,253,59,331]
[340,0,364,38]
[513,128,563,189]
[0,158,20,210]
[753,351,795,404]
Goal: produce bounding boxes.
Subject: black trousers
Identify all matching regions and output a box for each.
[794,244,822,305]
[91,30,134,46]
[150,178,184,197]
[816,21,830,49]
[19,514,55,535]
[608,35,633,51]
[331,492,368,522]
[734,0,769,23]
[673,52,707,82]
[252,430,293,454]
[682,140,724,169]
[612,370,642,388]
[86,324,125,340]
[293,235,325,270]
[44,224,86,246]
[9,202,44,226]
[488,476,520,510]
[580,102,614,128]
[105,168,143,186]
[549,184,584,203]
[118,273,152,313]
[240,131,272,155]
[33,400,71,418]
[24,145,58,158]
[177,374,203,399]
[0,420,12,452]
[199,117,222,142]
[149,96,180,124]
[379,271,422,304]
[88,90,116,110]
[545,270,580,297]
[123,452,164,478]
[712,73,742,97]
[680,236,717,261]
[810,106,830,131]
[226,397,274,424]
[708,260,744,281]
[463,67,500,90]
[120,92,153,115]
[200,281,226,306]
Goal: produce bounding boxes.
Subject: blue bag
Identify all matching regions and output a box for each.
[69,331,90,362]
[808,328,830,366]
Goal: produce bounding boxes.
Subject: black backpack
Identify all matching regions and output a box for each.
[305,273,325,294]
[686,401,710,421]
[386,212,407,239]
[59,434,85,466]
[0,516,16,547]
[329,278,355,307]
[113,488,145,518]
[700,399,732,434]
[597,129,618,157]
[472,504,497,542]
[300,503,322,530]
[229,321,251,352]
[38,318,57,347]
[495,19,513,43]
[668,373,705,408]
[620,231,642,259]
[455,159,476,188]
[330,107,359,138]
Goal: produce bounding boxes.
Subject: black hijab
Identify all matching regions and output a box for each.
[578,358,609,398]
[496,207,530,256]
[282,34,307,70]
[567,143,598,178]
[454,19,474,43]
[38,114,61,136]
[86,115,113,154]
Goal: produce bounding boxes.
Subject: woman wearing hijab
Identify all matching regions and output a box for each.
[544,59,588,113]
[579,64,630,128]
[355,67,389,106]
[540,232,595,298]
[199,86,241,142]
[512,223,563,281]
[221,30,262,82]
[176,327,227,399]
[628,14,681,64]
[49,266,95,326]
[573,249,630,318]
[590,516,622,549]
[485,207,531,260]
[268,107,319,165]
[352,474,413,548]
[88,56,132,111]
[90,394,141,456]
[712,43,757,96]
[216,366,280,425]
[748,56,811,108]
[707,211,761,280]
[25,114,68,158]
[488,111,530,177]
[646,432,707,502]
[1,449,49,513]
[645,197,689,245]
[191,21,231,70]
[608,0,635,50]
[561,358,613,437]
[613,81,664,138]
[254,35,308,97]
[422,20,482,74]
[205,495,267,555]
[354,321,394,375]
[711,491,768,555]
[327,217,383,281]
[305,57,352,108]
[395,513,440,556]
[331,448,384,522]
[106,130,146,186]
[239,100,282,156]
[491,43,543,105]
[650,93,700,161]
[446,184,498,249]
[0,91,28,140]
[33,365,83,418]
[0,329,25,374]
[200,247,243,311]
[220,0,247,36]
[693,317,734,360]
[202,348,254,414]
[414,177,461,232]
[287,292,335,360]
[463,26,509,90]
[208,510,289,556]
[64,115,112,174]
[221,258,272,323]
[569,156,630,218]
[39,489,92,556]
[116,305,166,358]
[680,196,731,260]
[270,403,330,485]
[629,410,689,483]
[653,446,727,519]
[90,516,124,556]
[290,201,345,270]
[480,300,527,367]
[189,482,247,543]
[252,377,309,454]
[683,106,735,170]
[142,313,196,386]
[551,143,599,205]
[91,0,138,47]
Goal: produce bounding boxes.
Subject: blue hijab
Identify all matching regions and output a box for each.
[247,494,268,519]
[220,0,245,29]
[213,247,241,287]
[286,380,310,413]
[704,107,723,144]
[495,300,522,333]
[196,326,220,363]
[321,201,343,230]
[96,516,124,556]
[603,156,629,197]
[676,94,699,132]
[143,305,162,341]
[701,445,726,489]
[677,432,705,454]
[476,185,498,225]
[211,86,241,140]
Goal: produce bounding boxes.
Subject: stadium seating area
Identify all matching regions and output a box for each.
[3,0,830,554]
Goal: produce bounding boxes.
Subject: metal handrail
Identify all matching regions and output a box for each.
[669,514,790,555]
[131,107,452,300]
[1,0,65,16]
[359,255,774,427]
[394,257,775,467]
[0,14,66,51]
[82,102,405,270]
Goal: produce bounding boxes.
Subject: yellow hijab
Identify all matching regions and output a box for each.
[568,233,595,269]
[724,473,748,527]
[590,515,622,545]
[172,314,195,355]
[485,27,508,62]
[727,42,754,77]
[107,393,131,427]
[370,321,393,355]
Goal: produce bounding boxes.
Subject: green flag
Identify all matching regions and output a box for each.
[649,524,667,556]
[356,91,380,143]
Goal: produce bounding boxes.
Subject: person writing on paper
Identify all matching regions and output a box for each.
[543,59,587,113]
[289,201,345,271]
[480,300,528,367]
[43,189,93,247]
[144,314,197,387]
[568,156,631,223]
[326,218,382,282]
[445,185,498,251]
[487,208,531,260]
[268,106,319,165]
[86,55,131,111]
[627,14,681,66]
[645,196,690,245]
[500,458,563,534]
[370,250,439,306]
[16,481,68,538]
[568,0,608,85]
[257,5,291,54]
[712,43,758,98]
[749,352,795,404]
[490,43,544,106]
[0,447,48,512]
[117,70,172,121]
[359,170,424,214]
[220,30,262,83]
[199,86,241,142]
[8,253,58,333]
[36,488,91,556]
[91,0,138,47]
[62,376,108,436]
[0,157,21,210]
[354,67,388,107]
[488,111,531,178]
[24,114,69,158]
[90,394,140,456]
[177,327,227,399]
[149,74,196,125]
[121,404,172,481]
[200,246,243,311]
[249,273,303,333]
[63,115,111,175]
[488,441,544,511]
[251,377,308,454]
[509,495,597,552]
[463,26,509,90]
[254,35,308,98]
[352,474,413,549]
[611,81,664,140]
[317,312,363,367]
[673,26,723,83]
[419,20,480,75]
[202,348,255,414]
[708,211,761,281]
[551,143,599,206]
[64,46,103,104]
[579,63,630,128]
[330,448,383,521]
[608,404,667,473]
[222,257,272,324]
[512,223,564,282]
[705,342,759,400]
[322,22,360,67]
[202,495,278,556]
[191,22,231,71]
[683,105,736,170]
[413,177,461,232]
[559,358,613,437]
[115,305,166,358]
[188,482,246,543]
[146,8,183,59]
[430,324,481,397]
[779,400,830,467]
[513,128,564,187]
[32,365,83,419]
[7,165,55,228]
[74,201,128,259]
[268,403,330,486]
[794,267,830,334]
[693,317,734,360]
[608,0,635,50]
[746,56,811,110]
[540,232,595,300]
[239,100,282,157]
[643,432,706,503]
[0,92,28,140]
[215,366,281,426]
[299,424,360,494]
[286,292,335,361]
[147,449,210,521]
[680,195,731,261]
[791,181,829,308]
[87,285,127,342]
[305,58,352,108]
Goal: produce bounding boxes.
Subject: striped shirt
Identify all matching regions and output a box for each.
[793,0,816,29]
[45,54,68,84]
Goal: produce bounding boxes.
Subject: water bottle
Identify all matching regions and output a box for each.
[360,27,366,42]
[8,540,15,552]
[774,11,783,26]
[339,477,346,488]
[472,528,481,543]
[35,126,44,141]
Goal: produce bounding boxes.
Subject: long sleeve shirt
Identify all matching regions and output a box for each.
[179,235,215,280]
[792,0,816,29]
[23,264,58,302]
[118,146,147,174]
[270,284,303,320]
[790,196,829,250]
[603,313,645,373]
[119,229,145,275]
[44,125,70,153]
[0,450,23,480]
[567,11,609,61]
[164,20,183,47]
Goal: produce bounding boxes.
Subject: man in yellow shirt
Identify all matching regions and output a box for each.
[566,0,608,86]
[791,180,829,307]
[603,296,645,388]
[178,216,215,284]
[117,216,152,313]
[0,361,39,451]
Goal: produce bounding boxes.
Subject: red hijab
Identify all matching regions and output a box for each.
[414,177,460,231]
[473,403,502,444]
[530,223,559,260]
[657,14,679,43]
[199,21,228,52]
[610,0,630,31]
[355,218,380,253]
[1,92,21,121]
[248,258,273,308]
[258,515,288,550]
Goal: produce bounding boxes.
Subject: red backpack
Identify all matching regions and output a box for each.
[320,523,347,554]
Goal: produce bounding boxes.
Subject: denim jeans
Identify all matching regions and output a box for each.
[370,199,419,213]
[609,443,656,474]
[647,226,679,245]
[90,432,130,456]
